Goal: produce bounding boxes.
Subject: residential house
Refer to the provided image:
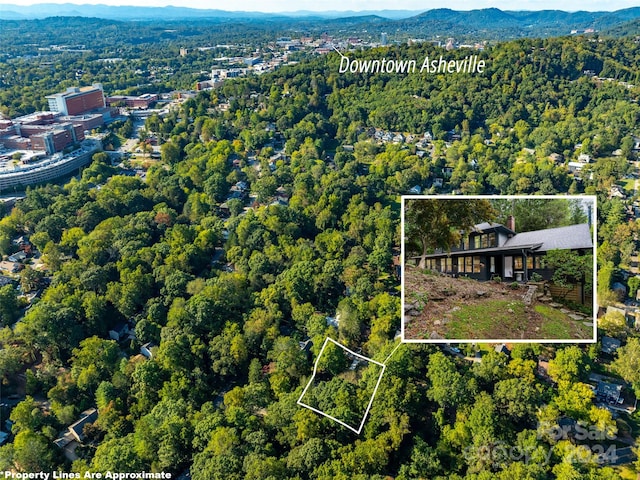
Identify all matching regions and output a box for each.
[54,408,98,449]
[416,217,593,284]
[609,185,626,199]
[140,342,156,359]
[326,314,340,328]
[601,336,621,355]
[0,261,21,274]
[596,381,623,405]
[549,153,564,164]
[568,161,585,174]
[12,236,32,253]
[108,321,134,342]
[7,251,27,263]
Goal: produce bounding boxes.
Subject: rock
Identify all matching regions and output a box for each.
[434,320,441,326]
[549,302,562,308]
[568,313,585,321]
[430,331,444,339]
[522,285,537,306]
[405,309,421,317]
[508,308,514,313]
[404,302,420,313]
[450,306,460,313]
[476,290,487,297]
[583,322,594,327]
[560,308,570,314]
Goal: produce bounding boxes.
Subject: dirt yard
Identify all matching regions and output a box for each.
[403,265,593,341]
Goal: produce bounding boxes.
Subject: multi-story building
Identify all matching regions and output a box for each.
[46,84,105,116]
[105,94,158,109]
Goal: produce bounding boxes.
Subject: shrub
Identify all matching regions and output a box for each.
[530,272,544,282]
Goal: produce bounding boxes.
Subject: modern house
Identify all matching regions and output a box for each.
[416,217,593,284]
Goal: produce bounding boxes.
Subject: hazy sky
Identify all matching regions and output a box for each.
[0,0,635,12]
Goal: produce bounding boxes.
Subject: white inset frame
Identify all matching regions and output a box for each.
[401,194,598,344]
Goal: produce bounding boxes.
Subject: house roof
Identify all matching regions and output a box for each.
[502,223,592,252]
[415,222,592,260]
[472,222,515,235]
[68,408,98,441]
[601,336,622,354]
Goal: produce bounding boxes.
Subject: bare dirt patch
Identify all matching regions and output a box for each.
[403,265,592,341]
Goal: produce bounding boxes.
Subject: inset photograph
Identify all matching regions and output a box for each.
[402,196,596,342]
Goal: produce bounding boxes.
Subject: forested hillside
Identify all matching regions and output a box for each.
[0,34,639,478]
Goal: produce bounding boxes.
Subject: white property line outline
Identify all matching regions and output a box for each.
[297,337,387,434]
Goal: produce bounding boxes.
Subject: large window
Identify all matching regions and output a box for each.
[458,257,465,272]
[527,255,534,269]
[466,256,473,272]
[534,256,542,269]
[473,256,481,273]
[514,256,523,269]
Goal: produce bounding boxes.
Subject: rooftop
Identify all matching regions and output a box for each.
[502,223,592,252]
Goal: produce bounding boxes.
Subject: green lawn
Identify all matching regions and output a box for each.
[445,299,528,338]
[534,304,577,338]
[438,300,587,339]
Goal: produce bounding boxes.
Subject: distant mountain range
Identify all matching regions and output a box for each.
[0,4,423,20]
[1,4,640,40]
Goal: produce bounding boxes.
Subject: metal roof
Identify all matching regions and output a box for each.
[502,223,593,252]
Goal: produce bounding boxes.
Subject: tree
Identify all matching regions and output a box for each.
[161,140,181,164]
[11,430,56,472]
[611,337,640,397]
[628,276,640,299]
[547,346,588,383]
[91,435,144,472]
[0,284,19,326]
[405,199,495,268]
[598,310,628,338]
[9,396,44,434]
[493,378,539,422]
[542,250,592,292]
[426,351,471,408]
[20,266,43,294]
[491,198,580,232]
[71,337,121,392]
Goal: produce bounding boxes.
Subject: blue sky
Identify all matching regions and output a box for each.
[0,0,635,12]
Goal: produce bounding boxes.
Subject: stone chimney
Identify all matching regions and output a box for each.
[507,215,515,232]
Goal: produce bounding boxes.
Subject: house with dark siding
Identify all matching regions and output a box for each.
[415,216,593,284]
